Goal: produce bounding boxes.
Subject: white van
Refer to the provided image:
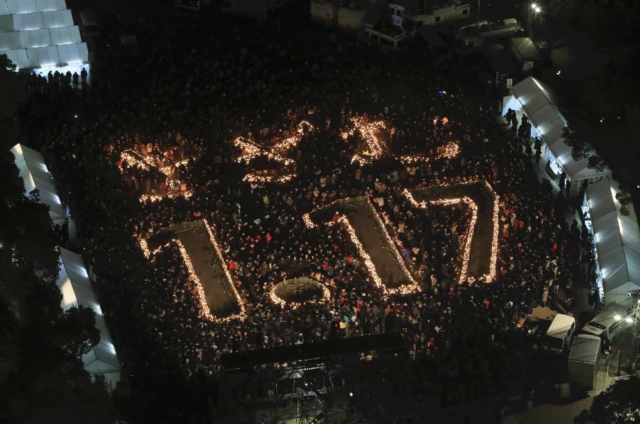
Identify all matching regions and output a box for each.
[544,314,575,354]
[582,303,628,338]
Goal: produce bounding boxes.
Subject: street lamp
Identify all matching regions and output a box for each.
[526,3,542,38]
[626,317,633,323]
[615,315,622,321]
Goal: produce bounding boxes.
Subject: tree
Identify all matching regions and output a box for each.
[580,0,640,119]
[588,156,606,172]
[520,3,545,38]
[56,306,101,359]
[0,150,119,424]
[0,54,23,150]
[575,375,640,423]
[548,0,574,19]
[562,125,592,161]
[562,125,608,171]
[616,189,633,216]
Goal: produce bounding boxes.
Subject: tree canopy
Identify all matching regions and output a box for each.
[561,124,607,171]
[575,375,640,424]
[0,150,118,424]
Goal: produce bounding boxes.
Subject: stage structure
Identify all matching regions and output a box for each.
[216,333,409,424]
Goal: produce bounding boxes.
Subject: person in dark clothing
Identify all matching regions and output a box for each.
[534,137,542,164]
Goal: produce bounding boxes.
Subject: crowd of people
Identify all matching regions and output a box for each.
[14,8,598,422]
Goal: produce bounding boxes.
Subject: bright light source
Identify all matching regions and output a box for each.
[535,6,541,12]
[349,392,353,397]
[531,3,537,9]
[74,115,78,118]
[626,317,633,323]
[614,315,621,321]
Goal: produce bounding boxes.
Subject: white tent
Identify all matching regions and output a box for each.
[0,0,66,15]
[0,0,88,76]
[503,77,611,186]
[586,179,640,304]
[11,143,67,222]
[0,30,21,49]
[0,26,79,51]
[57,247,121,375]
[11,9,72,31]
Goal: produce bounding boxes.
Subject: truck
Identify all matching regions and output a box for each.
[508,37,541,74]
[458,18,524,48]
[567,333,601,390]
[544,313,575,354]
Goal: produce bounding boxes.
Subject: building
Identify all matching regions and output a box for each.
[0,0,89,77]
[502,77,611,187]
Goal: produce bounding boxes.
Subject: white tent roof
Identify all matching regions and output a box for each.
[510,77,604,179]
[4,41,87,69]
[0,0,66,15]
[587,179,640,296]
[0,26,79,50]
[11,10,73,31]
[11,143,66,219]
[0,0,87,75]
[57,247,121,373]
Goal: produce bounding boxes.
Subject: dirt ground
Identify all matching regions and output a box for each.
[177,227,241,317]
[311,196,414,290]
